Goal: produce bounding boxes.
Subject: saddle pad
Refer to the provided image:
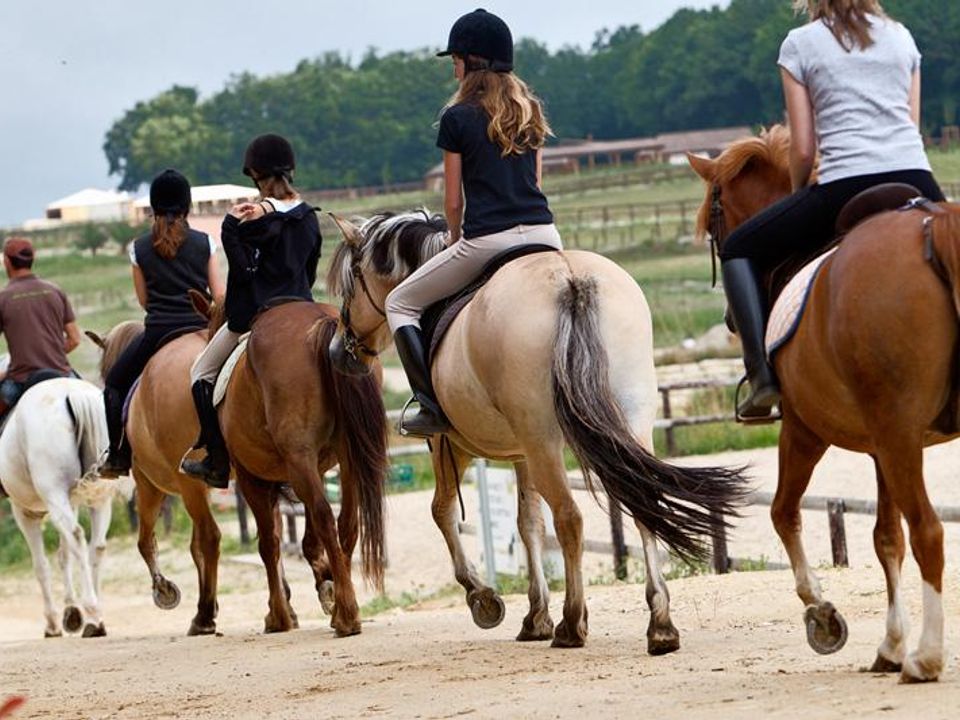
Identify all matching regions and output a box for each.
[765,248,836,360]
[214,333,251,407]
[422,244,560,364]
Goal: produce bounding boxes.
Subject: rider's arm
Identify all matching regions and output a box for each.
[781,67,817,192]
[207,253,225,303]
[909,68,922,126]
[536,148,544,190]
[63,321,81,354]
[132,265,148,310]
[443,150,464,244]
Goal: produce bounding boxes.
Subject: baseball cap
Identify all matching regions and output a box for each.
[3,237,34,261]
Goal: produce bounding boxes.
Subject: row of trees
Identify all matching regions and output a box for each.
[104,0,960,192]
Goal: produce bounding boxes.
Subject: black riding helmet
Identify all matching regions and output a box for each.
[437,8,513,73]
[243,133,296,180]
[150,169,191,216]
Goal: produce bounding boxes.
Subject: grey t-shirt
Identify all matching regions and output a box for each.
[778,15,930,184]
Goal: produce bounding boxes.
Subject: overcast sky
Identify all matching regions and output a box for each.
[2,0,731,227]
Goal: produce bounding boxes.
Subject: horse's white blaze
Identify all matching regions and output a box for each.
[0,378,114,633]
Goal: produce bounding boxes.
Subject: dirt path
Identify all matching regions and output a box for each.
[4,442,960,718]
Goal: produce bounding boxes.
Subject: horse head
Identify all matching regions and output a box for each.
[86,320,144,383]
[326,210,447,376]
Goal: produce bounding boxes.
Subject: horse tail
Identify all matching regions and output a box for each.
[551,274,749,563]
[65,387,109,477]
[312,316,388,591]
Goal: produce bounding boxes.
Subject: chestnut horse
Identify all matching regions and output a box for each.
[690,126,960,682]
[214,300,388,636]
[327,212,748,651]
[91,318,225,635]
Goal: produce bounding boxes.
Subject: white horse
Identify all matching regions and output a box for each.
[0,378,116,637]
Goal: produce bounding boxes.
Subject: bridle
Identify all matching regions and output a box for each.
[338,245,387,362]
[708,183,727,288]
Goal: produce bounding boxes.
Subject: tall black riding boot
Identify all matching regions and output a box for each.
[98,387,131,478]
[180,380,230,488]
[394,326,451,438]
[721,258,781,422]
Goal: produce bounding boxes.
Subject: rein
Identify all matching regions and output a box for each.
[708,184,726,288]
[339,247,387,362]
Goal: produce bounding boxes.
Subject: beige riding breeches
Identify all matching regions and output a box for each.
[190,324,242,384]
[385,223,563,332]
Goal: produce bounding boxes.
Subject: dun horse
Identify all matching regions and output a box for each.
[327,211,748,651]
[690,125,960,682]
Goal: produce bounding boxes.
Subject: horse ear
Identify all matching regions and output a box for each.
[329,213,363,247]
[687,152,716,182]
[189,289,212,320]
[85,330,106,350]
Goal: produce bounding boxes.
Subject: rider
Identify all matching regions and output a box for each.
[98,169,225,477]
[385,8,561,438]
[180,133,321,488]
[719,0,944,422]
[0,237,81,422]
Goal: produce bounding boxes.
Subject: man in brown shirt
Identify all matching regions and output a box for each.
[0,237,81,416]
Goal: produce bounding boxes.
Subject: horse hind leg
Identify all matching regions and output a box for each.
[236,467,295,634]
[55,529,81,633]
[87,498,112,597]
[771,414,845,655]
[868,456,908,673]
[133,472,181,613]
[10,504,61,637]
[635,521,680,655]
[301,511,335,616]
[429,443,505,631]
[513,461,553,641]
[179,482,222,636]
[873,443,944,683]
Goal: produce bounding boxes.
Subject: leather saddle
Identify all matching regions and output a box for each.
[422,243,560,364]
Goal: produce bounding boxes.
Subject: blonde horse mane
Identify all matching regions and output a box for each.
[694,125,792,242]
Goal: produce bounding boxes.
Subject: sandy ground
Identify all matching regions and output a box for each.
[3,441,960,718]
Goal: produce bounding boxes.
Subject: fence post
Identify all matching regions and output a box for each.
[711,509,729,574]
[475,459,498,587]
[609,501,628,580]
[827,499,849,567]
[236,487,251,547]
[660,387,677,457]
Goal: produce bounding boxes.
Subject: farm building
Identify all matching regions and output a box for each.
[44,188,133,223]
[131,183,257,223]
[423,125,753,191]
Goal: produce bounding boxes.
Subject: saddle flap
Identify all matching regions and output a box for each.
[765,248,837,360]
[835,183,922,236]
[213,333,251,407]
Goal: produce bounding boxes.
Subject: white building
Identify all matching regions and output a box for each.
[45,188,133,223]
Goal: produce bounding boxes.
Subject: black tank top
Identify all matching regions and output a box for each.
[133,228,210,328]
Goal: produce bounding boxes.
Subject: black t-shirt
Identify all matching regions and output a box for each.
[436,102,553,239]
[133,228,210,328]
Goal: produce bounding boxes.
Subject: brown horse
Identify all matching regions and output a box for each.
[326,212,748,652]
[690,125,960,682]
[90,315,226,635]
[214,300,388,636]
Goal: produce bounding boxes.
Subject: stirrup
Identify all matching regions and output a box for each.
[734,376,782,425]
[397,395,449,437]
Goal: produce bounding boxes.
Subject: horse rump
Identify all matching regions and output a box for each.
[551,274,749,563]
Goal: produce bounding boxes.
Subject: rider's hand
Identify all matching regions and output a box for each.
[230,202,267,221]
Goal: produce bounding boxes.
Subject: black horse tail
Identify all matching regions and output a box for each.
[313,316,388,590]
[551,274,749,563]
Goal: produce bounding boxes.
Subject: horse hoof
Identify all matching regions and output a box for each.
[469,589,505,630]
[333,623,362,638]
[187,618,217,636]
[804,602,848,655]
[550,619,587,649]
[44,629,63,639]
[319,580,336,616]
[62,606,83,634]
[81,622,107,638]
[153,578,181,610]
[647,620,681,656]
[900,652,942,683]
[516,614,554,642]
[868,654,902,673]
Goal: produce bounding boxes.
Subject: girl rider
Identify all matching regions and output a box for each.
[386,8,561,437]
[99,169,224,477]
[721,0,944,422]
[180,134,321,488]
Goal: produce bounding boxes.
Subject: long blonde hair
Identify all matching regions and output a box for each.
[449,59,552,156]
[794,0,887,51]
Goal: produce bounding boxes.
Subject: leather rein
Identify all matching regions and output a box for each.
[339,247,387,362]
[707,183,726,288]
